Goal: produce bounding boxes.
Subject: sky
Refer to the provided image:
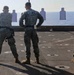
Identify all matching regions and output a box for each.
[0,0,74,13]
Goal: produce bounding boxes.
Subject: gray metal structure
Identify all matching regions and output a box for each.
[12,10,17,22]
[40,8,46,20]
[60,8,66,20]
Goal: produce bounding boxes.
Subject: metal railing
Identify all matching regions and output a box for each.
[12,26,74,31]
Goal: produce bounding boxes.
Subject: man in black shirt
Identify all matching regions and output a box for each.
[19,2,44,64]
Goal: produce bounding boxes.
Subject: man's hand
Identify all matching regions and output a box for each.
[34,25,37,29]
[34,25,39,29]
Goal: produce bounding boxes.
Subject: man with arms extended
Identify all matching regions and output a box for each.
[19,2,44,64]
[0,6,20,63]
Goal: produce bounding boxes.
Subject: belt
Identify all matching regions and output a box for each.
[25,26,34,28]
[0,28,6,29]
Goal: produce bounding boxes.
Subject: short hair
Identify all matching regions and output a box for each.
[25,2,31,7]
[3,6,9,10]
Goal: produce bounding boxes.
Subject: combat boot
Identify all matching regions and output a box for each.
[0,50,2,54]
[15,58,20,63]
[0,51,1,54]
[22,58,31,64]
[36,57,40,64]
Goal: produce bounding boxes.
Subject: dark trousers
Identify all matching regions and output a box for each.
[24,28,39,59]
[0,28,18,59]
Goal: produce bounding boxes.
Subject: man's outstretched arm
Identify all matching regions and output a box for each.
[19,14,25,27]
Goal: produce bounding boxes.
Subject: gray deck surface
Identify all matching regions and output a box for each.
[0,32,74,75]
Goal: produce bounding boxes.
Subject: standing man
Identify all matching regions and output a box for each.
[0,6,20,63]
[19,2,44,64]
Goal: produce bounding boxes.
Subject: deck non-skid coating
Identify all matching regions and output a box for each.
[0,32,74,75]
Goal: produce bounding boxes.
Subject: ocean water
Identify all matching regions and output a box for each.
[12,12,74,26]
